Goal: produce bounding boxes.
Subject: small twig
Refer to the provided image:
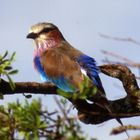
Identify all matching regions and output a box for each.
[54,96,70,124]
[99,33,140,46]
[111,125,140,135]
[136,77,140,80]
[101,50,140,68]
[66,104,73,114]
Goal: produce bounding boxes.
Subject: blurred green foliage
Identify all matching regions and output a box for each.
[0,99,96,140]
[0,51,18,90]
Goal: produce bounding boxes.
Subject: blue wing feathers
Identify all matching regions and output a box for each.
[77,54,105,93]
[34,54,104,93]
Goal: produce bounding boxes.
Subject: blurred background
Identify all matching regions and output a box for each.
[0,0,140,139]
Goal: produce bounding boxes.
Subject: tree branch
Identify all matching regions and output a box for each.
[0,64,140,124]
[111,125,140,135]
[0,80,57,95]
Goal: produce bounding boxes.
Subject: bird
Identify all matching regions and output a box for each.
[26,23,129,136]
[26,22,105,94]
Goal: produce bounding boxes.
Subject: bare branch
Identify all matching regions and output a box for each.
[0,80,57,95]
[101,50,140,68]
[99,33,140,46]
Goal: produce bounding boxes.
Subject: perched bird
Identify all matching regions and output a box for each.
[27,23,129,136]
[26,22,105,94]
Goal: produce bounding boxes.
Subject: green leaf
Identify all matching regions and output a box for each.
[0,51,8,61]
[6,74,15,90]
[2,51,8,59]
[0,59,9,66]
[57,89,72,98]
[38,123,47,129]
[4,66,12,70]
[91,87,98,95]
[10,52,16,61]
[8,70,18,75]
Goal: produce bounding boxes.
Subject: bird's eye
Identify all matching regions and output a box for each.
[39,28,54,34]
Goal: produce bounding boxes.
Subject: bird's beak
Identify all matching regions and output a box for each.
[26,32,37,39]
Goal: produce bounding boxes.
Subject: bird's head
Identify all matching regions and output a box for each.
[27,22,64,50]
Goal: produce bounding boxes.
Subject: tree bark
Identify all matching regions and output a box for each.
[0,64,140,124]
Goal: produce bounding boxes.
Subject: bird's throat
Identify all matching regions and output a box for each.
[35,39,57,55]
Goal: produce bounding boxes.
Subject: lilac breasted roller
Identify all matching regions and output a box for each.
[26,23,128,136]
[26,22,105,94]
